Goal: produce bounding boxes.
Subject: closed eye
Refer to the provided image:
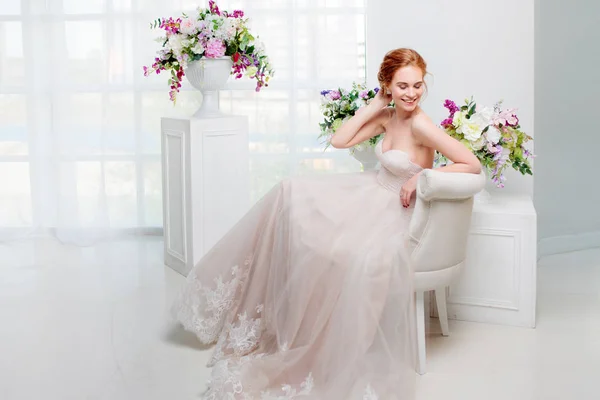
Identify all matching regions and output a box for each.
[397,82,423,89]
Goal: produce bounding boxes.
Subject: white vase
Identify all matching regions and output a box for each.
[184,57,233,119]
[351,146,379,171]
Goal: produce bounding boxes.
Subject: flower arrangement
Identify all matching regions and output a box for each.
[318,82,390,152]
[143,1,274,102]
[438,98,533,187]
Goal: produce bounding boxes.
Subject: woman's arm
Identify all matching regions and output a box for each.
[412,113,481,174]
[398,113,481,208]
[330,91,392,149]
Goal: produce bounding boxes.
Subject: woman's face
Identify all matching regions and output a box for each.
[388,65,425,112]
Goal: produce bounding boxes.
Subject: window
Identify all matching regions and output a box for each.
[0,0,366,234]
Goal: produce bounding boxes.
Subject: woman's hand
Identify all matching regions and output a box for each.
[400,174,418,208]
[372,88,392,109]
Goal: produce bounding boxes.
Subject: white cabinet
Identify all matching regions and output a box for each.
[445,195,537,328]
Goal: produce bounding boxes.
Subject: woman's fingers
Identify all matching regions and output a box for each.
[400,188,413,208]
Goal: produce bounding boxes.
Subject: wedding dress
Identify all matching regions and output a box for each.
[172,138,422,399]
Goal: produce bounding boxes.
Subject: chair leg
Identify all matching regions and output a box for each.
[415,290,426,375]
[435,287,450,337]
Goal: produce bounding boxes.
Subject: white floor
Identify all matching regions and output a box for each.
[0,237,598,400]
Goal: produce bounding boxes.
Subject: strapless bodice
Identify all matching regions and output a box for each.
[375,140,423,193]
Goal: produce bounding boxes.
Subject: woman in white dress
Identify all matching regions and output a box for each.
[172,48,481,399]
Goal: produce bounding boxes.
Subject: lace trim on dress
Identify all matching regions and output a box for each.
[363,384,379,400]
[175,255,380,399]
[203,355,314,400]
[174,254,254,345]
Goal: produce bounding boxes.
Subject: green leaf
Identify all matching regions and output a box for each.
[468,103,476,115]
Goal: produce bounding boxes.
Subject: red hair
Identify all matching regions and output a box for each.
[377,48,428,93]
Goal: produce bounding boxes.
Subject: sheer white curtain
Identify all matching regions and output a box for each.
[0,0,366,245]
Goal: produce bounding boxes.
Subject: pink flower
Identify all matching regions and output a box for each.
[493,108,519,127]
[209,1,221,15]
[506,114,519,126]
[179,17,200,35]
[205,39,226,58]
[327,90,341,101]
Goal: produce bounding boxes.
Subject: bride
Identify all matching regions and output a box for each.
[171,48,481,399]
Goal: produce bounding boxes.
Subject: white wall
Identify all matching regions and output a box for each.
[534,0,600,256]
[366,0,535,197]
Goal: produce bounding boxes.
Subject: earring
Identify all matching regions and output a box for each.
[386,90,391,95]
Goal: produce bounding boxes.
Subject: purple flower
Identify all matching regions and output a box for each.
[523,148,536,159]
[232,10,244,18]
[441,117,453,127]
[374,87,380,94]
[486,142,502,155]
[493,145,509,164]
[320,90,330,96]
[443,99,459,115]
[359,90,369,99]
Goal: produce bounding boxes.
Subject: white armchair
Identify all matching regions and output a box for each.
[408,169,486,375]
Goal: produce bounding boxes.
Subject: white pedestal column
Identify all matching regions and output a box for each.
[161,115,249,276]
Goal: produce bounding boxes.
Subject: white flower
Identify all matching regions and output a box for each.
[471,136,486,150]
[458,118,485,142]
[251,40,266,55]
[452,110,466,128]
[191,41,205,55]
[221,18,238,38]
[458,108,493,142]
[485,126,502,145]
[475,105,494,124]
[179,17,200,36]
[245,66,258,77]
[167,34,184,55]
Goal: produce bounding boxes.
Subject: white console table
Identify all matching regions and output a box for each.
[161,115,249,277]
[441,194,537,328]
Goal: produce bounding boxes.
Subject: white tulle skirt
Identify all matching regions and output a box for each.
[172,171,417,399]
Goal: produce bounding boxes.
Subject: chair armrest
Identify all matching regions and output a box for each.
[417,169,486,202]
